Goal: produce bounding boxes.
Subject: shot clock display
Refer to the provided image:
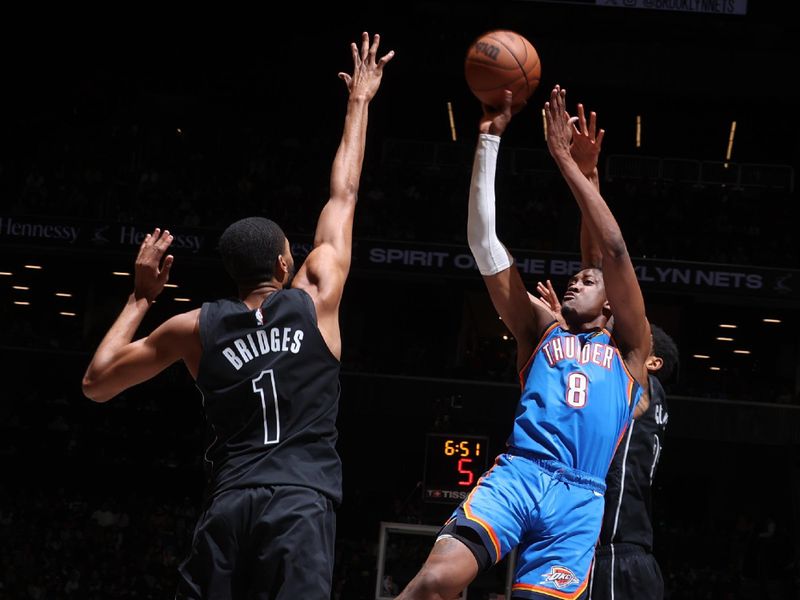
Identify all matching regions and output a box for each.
[423,433,490,504]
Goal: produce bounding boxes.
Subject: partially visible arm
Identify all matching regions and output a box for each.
[579,213,603,269]
[532,279,563,328]
[292,32,394,359]
[82,229,201,402]
[468,91,553,369]
[528,107,602,329]
[82,309,200,402]
[545,86,650,388]
[571,103,605,269]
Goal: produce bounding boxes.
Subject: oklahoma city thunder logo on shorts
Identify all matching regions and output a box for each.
[541,566,578,589]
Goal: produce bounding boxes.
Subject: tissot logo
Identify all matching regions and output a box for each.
[425,489,467,500]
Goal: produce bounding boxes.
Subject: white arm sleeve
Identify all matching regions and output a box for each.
[467,133,513,276]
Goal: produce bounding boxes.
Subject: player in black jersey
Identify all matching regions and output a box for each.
[587,323,678,600]
[82,32,393,600]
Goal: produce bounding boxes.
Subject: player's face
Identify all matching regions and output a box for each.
[561,269,607,321]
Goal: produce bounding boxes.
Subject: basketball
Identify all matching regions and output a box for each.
[464,30,541,109]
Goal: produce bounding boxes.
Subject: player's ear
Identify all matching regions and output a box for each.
[602,301,612,319]
[645,355,663,373]
[276,254,289,283]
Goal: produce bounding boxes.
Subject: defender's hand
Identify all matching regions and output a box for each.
[134,228,174,303]
[338,32,395,101]
[570,103,605,177]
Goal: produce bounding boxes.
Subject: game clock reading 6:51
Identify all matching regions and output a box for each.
[423,433,490,504]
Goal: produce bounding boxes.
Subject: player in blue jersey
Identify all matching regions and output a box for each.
[539,281,678,600]
[395,86,652,600]
[82,33,393,600]
[538,283,677,600]
[535,102,679,600]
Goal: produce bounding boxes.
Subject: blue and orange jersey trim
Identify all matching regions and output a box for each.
[604,327,644,409]
[518,321,560,388]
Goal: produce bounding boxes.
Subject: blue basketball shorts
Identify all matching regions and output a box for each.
[440,452,605,599]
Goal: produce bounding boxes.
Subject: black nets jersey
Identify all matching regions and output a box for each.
[196,288,342,505]
[598,375,668,550]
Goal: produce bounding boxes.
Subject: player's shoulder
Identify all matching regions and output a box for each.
[165,308,201,334]
[300,242,343,276]
[284,287,319,324]
[150,309,201,358]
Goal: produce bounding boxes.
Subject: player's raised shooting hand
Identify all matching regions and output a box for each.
[134,228,174,303]
[480,89,514,136]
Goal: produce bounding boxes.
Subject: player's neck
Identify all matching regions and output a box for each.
[238,281,283,310]
[564,314,608,334]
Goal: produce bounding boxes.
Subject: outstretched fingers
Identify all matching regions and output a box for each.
[134,228,174,302]
[596,127,606,148]
[377,48,395,69]
[341,39,360,90]
[547,85,563,119]
[154,229,173,270]
[368,33,394,69]
[158,254,174,284]
[140,228,171,260]
[367,32,379,63]
[342,32,393,99]
[360,31,370,62]
[576,103,588,136]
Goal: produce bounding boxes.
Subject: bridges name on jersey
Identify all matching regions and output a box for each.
[222,326,305,371]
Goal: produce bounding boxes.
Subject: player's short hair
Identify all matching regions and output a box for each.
[651,323,679,383]
[218,217,287,285]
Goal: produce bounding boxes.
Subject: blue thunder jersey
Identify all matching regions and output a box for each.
[509,323,643,479]
[196,288,342,505]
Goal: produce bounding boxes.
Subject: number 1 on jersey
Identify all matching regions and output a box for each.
[252,369,280,444]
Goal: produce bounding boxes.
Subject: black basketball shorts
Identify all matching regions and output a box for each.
[587,543,663,600]
[176,485,336,600]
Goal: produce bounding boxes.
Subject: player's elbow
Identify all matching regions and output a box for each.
[466,216,495,256]
[602,236,628,261]
[329,182,358,205]
[82,373,112,403]
[466,229,485,256]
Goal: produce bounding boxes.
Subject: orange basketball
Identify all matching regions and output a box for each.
[465,30,541,109]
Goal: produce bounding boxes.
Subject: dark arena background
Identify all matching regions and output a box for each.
[2,2,798,598]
